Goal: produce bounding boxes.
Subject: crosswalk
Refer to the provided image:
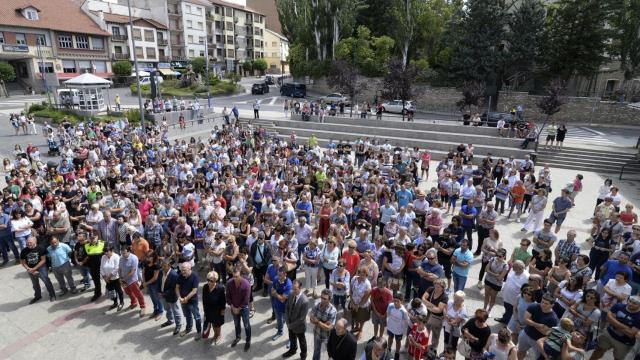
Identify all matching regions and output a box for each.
[234,96,282,106]
[564,126,617,145]
[0,96,46,116]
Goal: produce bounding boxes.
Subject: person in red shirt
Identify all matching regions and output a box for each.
[370,276,393,339]
[508,180,526,222]
[342,240,361,276]
[407,315,430,360]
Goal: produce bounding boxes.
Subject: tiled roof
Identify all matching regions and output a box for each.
[0,0,109,36]
[92,11,168,30]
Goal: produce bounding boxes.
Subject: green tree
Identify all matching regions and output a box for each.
[456,80,486,113]
[535,79,566,150]
[243,60,254,76]
[190,57,206,75]
[112,60,132,77]
[609,0,640,90]
[327,60,367,117]
[413,0,461,67]
[504,0,545,86]
[388,0,426,69]
[0,62,15,98]
[288,43,308,78]
[540,0,609,80]
[253,59,268,75]
[383,58,417,120]
[355,0,392,37]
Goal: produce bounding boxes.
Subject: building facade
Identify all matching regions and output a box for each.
[264,28,288,74]
[167,0,209,61]
[0,0,111,93]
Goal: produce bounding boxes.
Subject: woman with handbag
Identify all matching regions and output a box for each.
[422,278,448,352]
[443,290,468,351]
[460,309,491,360]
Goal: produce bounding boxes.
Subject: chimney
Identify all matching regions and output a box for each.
[98,10,104,23]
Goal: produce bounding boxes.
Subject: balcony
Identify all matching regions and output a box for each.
[112,34,128,41]
[112,53,129,60]
[159,55,170,61]
[168,8,181,16]
[158,39,168,46]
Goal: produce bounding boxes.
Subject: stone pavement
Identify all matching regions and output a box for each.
[0,161,635,360]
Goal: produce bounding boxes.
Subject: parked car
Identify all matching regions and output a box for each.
[138,75,164,86]
[280,83,307,98]
[321,93,349,105]
[251,82,270,95]
[480,112,514,127]
[381,100,415,114]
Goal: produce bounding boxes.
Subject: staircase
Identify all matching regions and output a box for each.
[536,147,640,176]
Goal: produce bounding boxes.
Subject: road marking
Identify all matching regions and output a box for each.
[269,96,278,105]
[578,127,605,136]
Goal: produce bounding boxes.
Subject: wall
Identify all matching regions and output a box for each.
[497,91,640,126]
[182,1,207,58]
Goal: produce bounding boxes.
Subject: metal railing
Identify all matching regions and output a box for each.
[112,34,128,41]
[157,39,168,46]
[619,159,640,180]
[112,53,129,60]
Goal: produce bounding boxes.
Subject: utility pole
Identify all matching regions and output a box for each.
[127,0,145,129]
[36,40,50,103]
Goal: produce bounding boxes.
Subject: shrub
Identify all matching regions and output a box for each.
[32,108,81,124]
[112,60,132,78]
[124,108,142,124]
[28,103,47,113]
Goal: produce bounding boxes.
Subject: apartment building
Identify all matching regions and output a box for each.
[167,0,209,61]
[208,0,265,74]
[0,0,111,93]
[264,28,288,74]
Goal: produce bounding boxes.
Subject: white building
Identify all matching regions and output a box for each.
[168,0,209,60]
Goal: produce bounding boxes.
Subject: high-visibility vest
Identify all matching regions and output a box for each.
[85,241,105,256]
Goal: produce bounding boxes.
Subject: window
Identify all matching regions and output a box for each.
[36,35,47,46]
[0,32,4,44]
[198,36,204,44]
[112,26,121,35]
[215,6,220,14]
[195,7,202,15]
[225,7,232,16]
[38,62,54,73]
[93,61,106,73]
[227,49,234,58]
[215,21,222,31]
[25,9,38,20]
[58,35,72,48]
[187,20,193,29]
[91,37,104,50]
[189,49,195,57]
[188,35,194,43]
[186,4,191,13]
[226,22,233,30]
[62,60,76,73]
[144,30,154,42]
[132,28,142,41]
[15,33,26,45]
[216,48,223,57]
[135,46,143,57]
[197,22,203,30]
[146,47,156,58]
[272,52,278,58]
[199,50,204,57]
[78,60,91,73]
[76,35,89,49]
[226,35,233,45]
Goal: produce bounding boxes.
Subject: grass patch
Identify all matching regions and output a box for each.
[31,108,82,124]
[130,79,243,98]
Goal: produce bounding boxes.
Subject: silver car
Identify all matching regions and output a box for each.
[381,100,415,114]
[321,93,349,105]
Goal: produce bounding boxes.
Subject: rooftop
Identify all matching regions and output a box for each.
[91,11,168,30]
[210,0,265,16]
[0,0,109,36]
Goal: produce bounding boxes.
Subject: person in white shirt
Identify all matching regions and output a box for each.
[100,245,124,311]
[495,260,529,325]
[386,292,413,359]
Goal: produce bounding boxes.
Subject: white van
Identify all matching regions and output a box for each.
[57,89,81,107]
[138,75,164,85]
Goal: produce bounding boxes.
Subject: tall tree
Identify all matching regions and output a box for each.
[383,58,417,120]
[456,80,486,113]
[327,60,367,117]
[539,0,609,80]
[504,0,546,87]
[449,0,509,87]
[609,0,640,89]
[413,0,461,66]
[535,79,566,151]
[389,0,426,69]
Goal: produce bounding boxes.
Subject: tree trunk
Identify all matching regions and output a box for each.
[332,17,339,60]
[311,0,323,60]
[534,114,549,153]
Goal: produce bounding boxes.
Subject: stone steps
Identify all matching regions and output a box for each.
[536,148,640,174]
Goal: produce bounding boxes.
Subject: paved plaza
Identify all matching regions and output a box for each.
[0,157,636,360]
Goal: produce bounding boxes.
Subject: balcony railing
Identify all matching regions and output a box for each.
[168,8,181,16]
[112,53,129,60]
[112,34,127,41]
[158,39,168,46]
[159,55,170,61]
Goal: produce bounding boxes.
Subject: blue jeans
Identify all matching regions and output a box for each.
[452,272,467,292]
[275,309,286,334]
[181,302,202,333]
[0,234,19,262]
[14,234,29,251]
[147,284,164,314]
[78,265,91,287]
[29,266,55,298]
[163,299,182,328]
[232,306,251,341]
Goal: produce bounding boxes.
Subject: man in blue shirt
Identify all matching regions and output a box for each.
[516,294,559,360]
[396,184,413,209]
[264,257,281,323]
[47,237,77,295]
[459,199,478,249]
[599,253,634,291]
[548,189,573,234]
[0,211,18,265]
[591,296,640,360]
[416,249,444,298]
[451,239,474,291]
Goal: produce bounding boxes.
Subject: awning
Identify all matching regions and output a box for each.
[158,69,178,76]
[131,70,150,77]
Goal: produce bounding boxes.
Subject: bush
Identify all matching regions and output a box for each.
[207,74,221,86]
[124,108,142,124]
[32,108,81,124]
[112,60,132,78]
[28,103,47,113]
[130,84,150,95]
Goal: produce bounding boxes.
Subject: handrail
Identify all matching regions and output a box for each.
[619,159,640,180]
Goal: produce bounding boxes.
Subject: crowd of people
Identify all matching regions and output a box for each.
[1,114,640,360]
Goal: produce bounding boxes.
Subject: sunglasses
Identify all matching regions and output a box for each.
[427,257,436,260]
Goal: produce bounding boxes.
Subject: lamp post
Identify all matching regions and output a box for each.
[127,0,145,130]
[36,40,50,103]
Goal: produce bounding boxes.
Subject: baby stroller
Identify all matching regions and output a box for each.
[47,138,60,156]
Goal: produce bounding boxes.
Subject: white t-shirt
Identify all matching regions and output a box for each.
[601,279,632,310]
[556,280,583,309]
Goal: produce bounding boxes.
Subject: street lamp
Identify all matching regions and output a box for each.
[127,0,145,130]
